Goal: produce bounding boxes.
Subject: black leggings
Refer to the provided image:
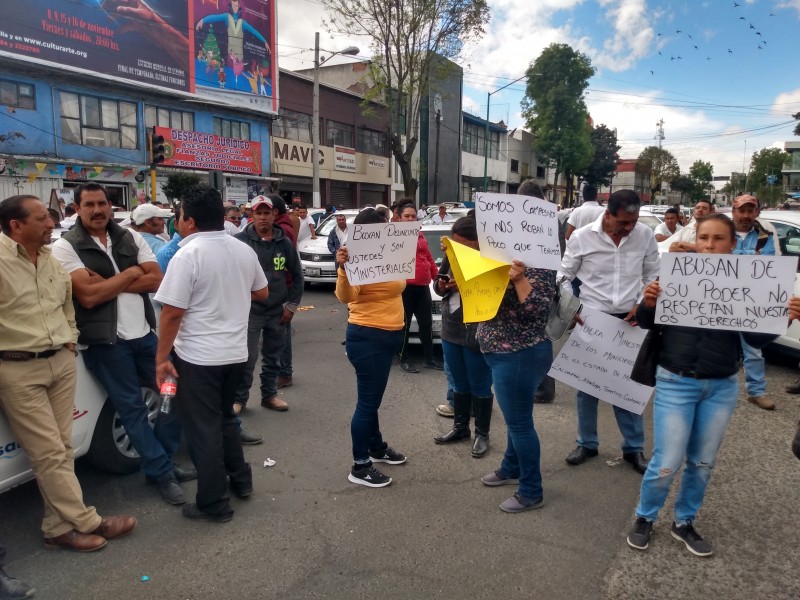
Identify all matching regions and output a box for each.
[400,284,433,362]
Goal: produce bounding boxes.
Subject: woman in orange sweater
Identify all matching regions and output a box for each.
[335,208,407,488]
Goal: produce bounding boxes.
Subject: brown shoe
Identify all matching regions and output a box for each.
[44,530,107,552]
[747,396,776,411]
[91,515,137,540]
[277,375,293,389]
[261,396,288,411]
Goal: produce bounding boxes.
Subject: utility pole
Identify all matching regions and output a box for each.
[433,95,442,206]
[654,119,665,149]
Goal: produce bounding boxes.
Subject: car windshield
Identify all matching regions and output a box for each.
[317,213,357,236]
[420,210,469,225]
[638,214,661,231]
[421,228,450,267]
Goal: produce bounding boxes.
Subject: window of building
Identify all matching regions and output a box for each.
[59,92,137,148]
[213,117,251,140]
[272,108,311,143]
[461,121,499,160]
[144,106,194,131]
[326,120,354,148]
[510,159,519,173]
[0,79,35,110]
[356,128,387,156]
[536,165,546,178]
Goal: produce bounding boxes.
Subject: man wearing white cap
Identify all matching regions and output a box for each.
[130,204,172,254]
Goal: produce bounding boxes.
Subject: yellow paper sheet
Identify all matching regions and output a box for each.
[443,238,510,323]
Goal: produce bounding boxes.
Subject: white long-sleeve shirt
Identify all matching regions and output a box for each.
[559,214,660,314]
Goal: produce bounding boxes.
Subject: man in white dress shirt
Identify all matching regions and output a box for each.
[558,189,660,475]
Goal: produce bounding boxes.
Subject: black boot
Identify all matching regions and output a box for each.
[471,395,493,457]
[435,392,471,444]
[534,376,555,403]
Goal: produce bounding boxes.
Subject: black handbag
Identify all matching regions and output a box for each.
[630,328,662,387]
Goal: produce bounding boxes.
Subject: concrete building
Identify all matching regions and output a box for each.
[270,69,392,208]
[783,141,800,199]
[506,129,547,195]
[598,159,652,203]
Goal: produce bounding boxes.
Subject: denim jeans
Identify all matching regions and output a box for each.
[444,356,455,407]
[740,335,766,397]
[636,366,738,524]
[441,339,492,397]
[575,390,644,454]
[280,322,293,377]
[234,310,286,406]
[346,324,404,463]
[82,332,179,482]
[484,341,552,500]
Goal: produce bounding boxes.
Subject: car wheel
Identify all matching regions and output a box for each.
[85,388,160,475]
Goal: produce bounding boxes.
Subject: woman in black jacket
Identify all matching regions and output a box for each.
[433,217,493,457]
[627,213,799,557]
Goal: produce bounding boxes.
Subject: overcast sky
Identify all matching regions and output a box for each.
[276,0,800,177]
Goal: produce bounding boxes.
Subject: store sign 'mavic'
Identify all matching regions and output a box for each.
[154,126,262,175]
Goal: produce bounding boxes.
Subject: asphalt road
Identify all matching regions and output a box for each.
[2,286,799,600]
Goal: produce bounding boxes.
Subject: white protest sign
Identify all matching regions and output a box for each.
[548,308,654,415]
[342,221,420,285]
[656,253,797,336]
[475,192,561,271]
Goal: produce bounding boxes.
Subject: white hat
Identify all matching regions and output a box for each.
[250,196,274,212]
[132,204,172,225]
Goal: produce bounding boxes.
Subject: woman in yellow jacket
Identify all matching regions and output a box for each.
[335,208,407,488]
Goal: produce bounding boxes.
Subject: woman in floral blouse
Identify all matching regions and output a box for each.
[478,259,556,512]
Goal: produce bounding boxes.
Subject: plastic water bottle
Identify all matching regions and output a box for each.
[159,375,177,415]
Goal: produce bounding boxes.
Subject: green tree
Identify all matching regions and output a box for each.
[522,43,595,206]
[688,160,713,202]
[793,111,800,137]
[669,175,696,202]
[162,173,204,201]
[323,0,490,197]
[581,124,620,188]
[748,147,790,207]
[637,146,680,199]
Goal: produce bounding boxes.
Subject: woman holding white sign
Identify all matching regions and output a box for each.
[433,217,494,458]
[335,208,407,489]
[477,256,556,512]
[627,214,795,556]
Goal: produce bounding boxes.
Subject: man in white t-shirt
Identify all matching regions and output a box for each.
[417,204,427,220]
[52,183,192,507]
[653,207,683,242]
[295,205,317,243]
[429,203,448,224]
[154,185,268,523]
[565,185,604,240]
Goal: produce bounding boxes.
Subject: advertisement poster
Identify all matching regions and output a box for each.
[155,127,262,174]
[0,1,277,114]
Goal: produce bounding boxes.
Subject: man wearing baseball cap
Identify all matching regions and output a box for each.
[130,204,172,254]
[731,194,777,411]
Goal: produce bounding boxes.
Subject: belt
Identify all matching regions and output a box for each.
[662,365,703,379]
[0,348,62,361]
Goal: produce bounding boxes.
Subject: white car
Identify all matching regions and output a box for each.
[406,223,451,344]
[298,209,360,283]
[419,207,471,225]
[757,210,800,358]
[0,354,159,493]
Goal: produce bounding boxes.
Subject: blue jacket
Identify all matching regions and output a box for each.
[733,221,774,256]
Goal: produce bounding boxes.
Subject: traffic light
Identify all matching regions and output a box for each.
[150,130,166,166]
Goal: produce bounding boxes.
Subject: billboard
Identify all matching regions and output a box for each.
[0,1,277,114]
[155,126,262,174]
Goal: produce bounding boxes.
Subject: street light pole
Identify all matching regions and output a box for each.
[483,74,528,192]
[312,33,359,208]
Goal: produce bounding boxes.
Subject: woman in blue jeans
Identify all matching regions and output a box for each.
[433,217,493,457]
[335,208,407,488]
[478,258,555,512]
[627,214,798,556]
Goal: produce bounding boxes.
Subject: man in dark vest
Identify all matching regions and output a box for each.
[52,183,194,505]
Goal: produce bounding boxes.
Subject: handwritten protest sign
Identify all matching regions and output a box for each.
[656,253,797,336]
[548,308,654,415]
[475,192,561,270]
[443,238,509,322]
[342,221,420,285]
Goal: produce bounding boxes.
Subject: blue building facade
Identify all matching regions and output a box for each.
[0,59,273,208]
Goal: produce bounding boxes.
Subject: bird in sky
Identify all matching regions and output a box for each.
[756,31,762,36]
[728,48,733,53]
[650,70,654,75]
[688,34,693,39]
[657,32,662,37]
[658,51,662,55]
[734,1,740,6]
[676,30,682,34]
[739,16,745,20]
[677,56,683,60]
[706,57,712,60]
[694,45,699,50]
[670,55,675,60]
[750,23,755,29]
[770,12,775,16]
